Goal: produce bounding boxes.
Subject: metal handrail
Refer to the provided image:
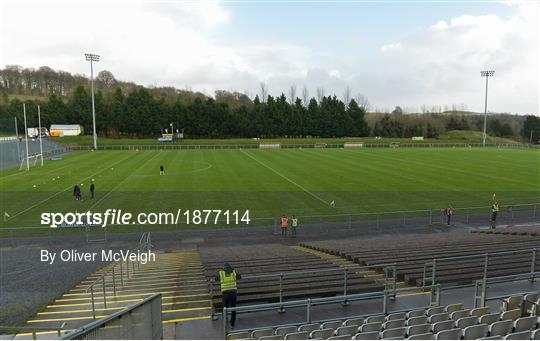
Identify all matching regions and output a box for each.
[0,323,66,340]
[428,248,537,263]
[239,262,397,280]
[84,233,145,292]
[210,262,398,317]
[61,294,161,340]
[85,232,152,319]
[473,271,540,308]
[222,284,441,338]
[422,247,538,288]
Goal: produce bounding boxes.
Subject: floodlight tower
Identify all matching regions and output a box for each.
[85,53,100,150]
[480,70,495,147]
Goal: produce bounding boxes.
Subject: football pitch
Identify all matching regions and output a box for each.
[1,147,539,235]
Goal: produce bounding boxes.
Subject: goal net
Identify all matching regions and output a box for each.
[259,143,281,149]
[19,154,43,170]
[344,143,364,148]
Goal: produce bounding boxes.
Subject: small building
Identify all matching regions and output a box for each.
[50,124,82,137]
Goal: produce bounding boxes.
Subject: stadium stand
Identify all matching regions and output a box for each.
[300,230,540,287]
[226,291,540,340]
[13,229,540,339]
[200,245,384,310]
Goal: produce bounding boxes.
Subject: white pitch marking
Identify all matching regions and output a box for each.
[240,149,329,206]
[7,153,134,221]
[84,151,162,212]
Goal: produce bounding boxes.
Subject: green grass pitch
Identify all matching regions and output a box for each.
[1,147,538,235]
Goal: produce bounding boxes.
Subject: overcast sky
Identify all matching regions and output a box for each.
[1,0,538,114]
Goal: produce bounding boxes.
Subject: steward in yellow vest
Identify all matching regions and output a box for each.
[491,202,500,229]
[291,216,298,237]
[216,263,241,328]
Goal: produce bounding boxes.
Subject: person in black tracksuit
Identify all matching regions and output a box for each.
[73,185,81,200]
[90,181,95,199]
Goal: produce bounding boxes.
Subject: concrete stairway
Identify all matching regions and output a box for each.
[15,252,211,339]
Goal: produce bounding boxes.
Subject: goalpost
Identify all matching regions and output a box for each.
[19,103,44,171]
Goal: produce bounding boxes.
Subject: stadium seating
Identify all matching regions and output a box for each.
[205,230,539,318]
[471,226,539,237]
[407,332,433,340]
[505,330,532,340]
[300,231,540,287]
[201,244,383,309]
[226,291,540,340]
[212,231,539,340]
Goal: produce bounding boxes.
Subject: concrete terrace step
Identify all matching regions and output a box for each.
[292,245,408,290]
[16,251,211,339]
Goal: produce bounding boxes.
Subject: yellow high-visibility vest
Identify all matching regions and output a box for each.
[219,270,237,293]
[492,204,500,212]
[291,218,298,227]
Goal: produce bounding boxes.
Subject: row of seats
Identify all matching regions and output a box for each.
[201,244,382,308]
[301,231,540,287]
[229,321,540,340]
[351,326,540,340]
[503,293,539,316]
[228,295,540,340]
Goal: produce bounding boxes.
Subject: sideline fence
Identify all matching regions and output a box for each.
[1,203,538,241]
[66,142,539,151]
[268,203,539,235]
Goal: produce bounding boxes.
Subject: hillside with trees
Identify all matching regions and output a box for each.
[0,65,534,141]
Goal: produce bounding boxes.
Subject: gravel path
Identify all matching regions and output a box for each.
[0,243,106,327]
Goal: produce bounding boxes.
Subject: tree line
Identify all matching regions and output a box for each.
[0,86,370,138]
[0,65,535,141]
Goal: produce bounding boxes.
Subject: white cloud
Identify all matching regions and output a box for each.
[144,1,230,29]
[369,3,539,114]
[430,21,449,31]
[328,69,341,78]
[0,1,537,114]
[380,43,402,52]
[0,0,308,96]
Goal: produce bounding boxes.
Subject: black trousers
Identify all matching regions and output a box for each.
[491,212,498,228]
[222,291,237,326]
